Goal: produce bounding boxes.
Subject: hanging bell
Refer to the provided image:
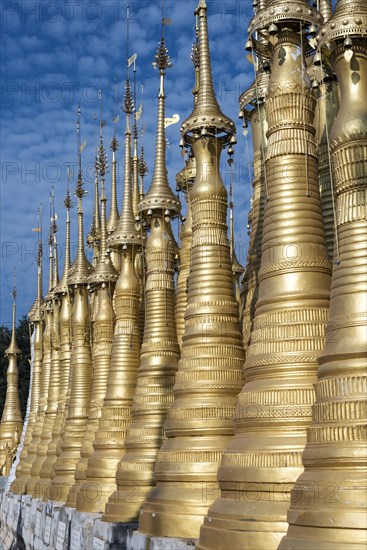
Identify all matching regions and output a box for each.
[245,40,252,52]
[344,36,353,49]
[311,78,319,89]
[228,146,234,156]
[179,138,185,148]
[230,135,237,145]
[201,127,208,137]
[313,52,322,66]
[308,24,317,37]
[268,23,278,36]
[238,109,244,119]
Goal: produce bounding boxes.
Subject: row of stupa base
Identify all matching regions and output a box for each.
[0,480,197,550]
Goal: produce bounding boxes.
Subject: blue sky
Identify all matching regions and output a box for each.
[1,0,254,326]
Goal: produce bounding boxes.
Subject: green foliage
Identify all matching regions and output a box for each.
[0,316,31,420]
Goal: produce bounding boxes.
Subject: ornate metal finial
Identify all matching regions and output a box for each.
[107,26,141,248]
[45,189,54,297]
[318,0,367,48]
[6,268,21,357]
[51,186,59,289]
[68,106,93,285]
[54,168,73,295]
[181,0,235,140]
[89,92,118,285]
[121,79,134,116]
[108,78,120,234]
[138,10,180,218]
[63,164,73,210]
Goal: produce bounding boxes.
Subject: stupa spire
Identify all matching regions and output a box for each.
[104,9,180,521]
[55,166,73,294]
[0,268,23,475]
[181,0,235,137]
[107,74,141,247]
[139,0,244,537]
[68,106,93,286]
[139,23,180,216]
[51,187,59,289]
[6,269,21,357]
[107,77,120,234]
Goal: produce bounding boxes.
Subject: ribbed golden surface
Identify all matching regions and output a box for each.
[49,285,92,502]
[241,105,267,353]
[10,310,43,493]
[315,80,340,259]
[198,29,332,550]
[38,292,72,500]
[280,39,367,549]
[21,301,52,494]
[76,250,141,513]
[67,285,114,507]
[139,136,244,538]
[0,297,23,475]
[176,198,192,349]
[175,156,195,349]
[104,216,180,522]
[28,297,61,497]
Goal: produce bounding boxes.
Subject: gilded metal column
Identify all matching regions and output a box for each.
[68,106,118,507]
[280,2,367,547]
[0,272,23,475]
[103,30,181,522]
[22,207,54,494]
[139,0,244,538]
[198,1,333,548]
[239,69,268,352]
[49,108,93,502]
[314,77,339,259]
[38,181,73,500]
[11,215,43,494]
[29,193,61,497]
[76,78,142,513]
[175,157,195,349]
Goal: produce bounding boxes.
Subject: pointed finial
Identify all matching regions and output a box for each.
[51,186,59,289]
[138,146,148,200]
[107,32,141,248]
[46,189,54,298]
[181,0,235,140]
[6,268,21,356]
[55,167,73,294]
[138,9,180,218]
[68,106,93,285]
[89,101,118,285]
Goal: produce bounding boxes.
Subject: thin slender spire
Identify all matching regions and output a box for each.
[55,166,73,294]
[90,90,118,284]
[139,17,180,216]
[107,76,120,234]
[51,186,59,289]
[68,106,93,285]
[138,146,148,200]
[132,55,140,218]
[107,74,141,247]
[181,0,235,137]
[46,191,54,297]
[36,205,43,312]
[5,269,21,357]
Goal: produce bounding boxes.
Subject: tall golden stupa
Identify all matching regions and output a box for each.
[0,1,365,549]
[0,270,23,476]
